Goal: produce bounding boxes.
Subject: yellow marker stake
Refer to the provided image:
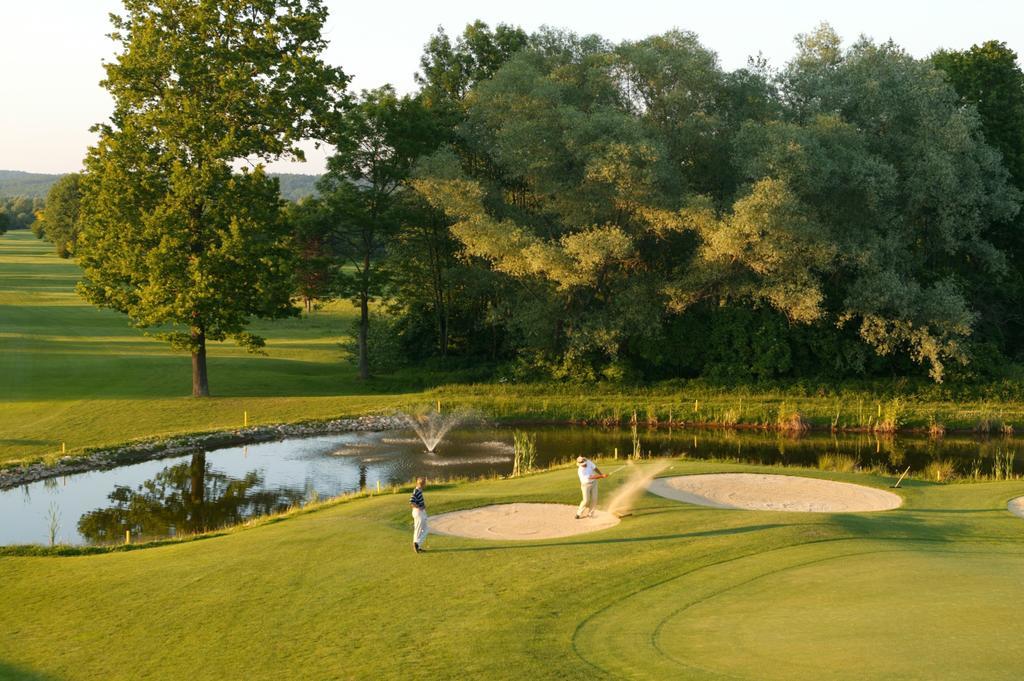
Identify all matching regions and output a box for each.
[376,480,381,493]
[125,530,131,545]
[694,400,699,413]
[61,442,66,455]
[244,411,248,427]
[437,399,441,413]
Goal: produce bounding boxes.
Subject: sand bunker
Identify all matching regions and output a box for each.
[430,503,620,540]
[648,473,902,513]
[1009,497,1024,520]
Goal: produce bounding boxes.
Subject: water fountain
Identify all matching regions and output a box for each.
[401,408,463,453]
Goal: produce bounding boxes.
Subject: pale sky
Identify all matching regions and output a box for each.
[1,0,1022,175]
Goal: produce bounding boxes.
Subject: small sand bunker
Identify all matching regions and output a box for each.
[430,503,619,540]
[1009,497,1024,519]
[648,473,902,513]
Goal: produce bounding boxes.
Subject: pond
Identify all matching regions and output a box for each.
[2,425,1021,546]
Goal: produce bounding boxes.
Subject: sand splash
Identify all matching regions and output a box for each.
[605,462,670,517]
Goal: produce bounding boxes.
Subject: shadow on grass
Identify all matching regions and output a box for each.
[0,660,65,680]
[429,523,786,553]
[0,439,59,447]
[2,345,457,401]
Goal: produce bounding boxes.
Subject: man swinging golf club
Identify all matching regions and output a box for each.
[575,456,608,519]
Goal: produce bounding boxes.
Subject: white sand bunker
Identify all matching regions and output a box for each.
[648,473,902,513]
[1009,497,1024,519]
[431,503,619,540]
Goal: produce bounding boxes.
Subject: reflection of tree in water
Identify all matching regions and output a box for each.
[77,453,307,543]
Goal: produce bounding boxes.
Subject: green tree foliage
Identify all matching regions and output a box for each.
[752,27,1018,379]
[415,20,529,111]
[414,29,777,379]
[317,86,440,379]
[410,25,1019,382]
[932,41,1024,187]
[76,0,346,396]
[39,173,82,258]
[932,41,1024,358]
[285,198,336,312]
[0,195,43,232]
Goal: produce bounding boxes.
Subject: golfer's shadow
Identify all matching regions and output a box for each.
[428,523,785,553]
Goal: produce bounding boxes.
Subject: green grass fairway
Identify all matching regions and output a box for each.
[0,230,421,464]
[2,461,1023,680]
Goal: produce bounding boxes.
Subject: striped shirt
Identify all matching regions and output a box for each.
[410,487,425,510]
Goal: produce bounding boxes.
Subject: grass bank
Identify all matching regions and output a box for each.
[6,229,1024,468]
[1,459,1023,680]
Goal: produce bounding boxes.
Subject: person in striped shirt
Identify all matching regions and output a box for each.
[410,477,428,553]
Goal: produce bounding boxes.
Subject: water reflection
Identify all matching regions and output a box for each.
[76,453,307,544]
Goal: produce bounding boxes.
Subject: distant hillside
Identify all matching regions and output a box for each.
[0,169,320,201]
[274,173,320,201]
[0,170,60,198]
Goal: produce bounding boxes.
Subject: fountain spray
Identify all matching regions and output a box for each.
[401,409,464,453]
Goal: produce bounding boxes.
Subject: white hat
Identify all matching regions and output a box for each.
[576,456,586,464]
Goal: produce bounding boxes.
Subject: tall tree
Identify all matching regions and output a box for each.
[77,0,347,396]
[39,173,83,258]
[320,86,439,379]
[932,42,1024,358]
[664,27,1018,381]
[284,198,336,312]
[932,42,1024,188]
[414,26,1019,382]
[415,20,528,111]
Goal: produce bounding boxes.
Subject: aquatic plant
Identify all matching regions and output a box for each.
[511,432,537,477]
[817,454,858,472]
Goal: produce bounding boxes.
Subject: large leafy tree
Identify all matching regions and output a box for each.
[415,29,771,378]
[932,41,1024,188]
[284,198,336,312]
[77,0,347,396]
[415,26,1019,381]
[932,41,1024,357]
[39,173,83,258]
[415,20,528,112]
[318,86,439,379]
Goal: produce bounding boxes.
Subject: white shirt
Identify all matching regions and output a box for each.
[577,460,596,484]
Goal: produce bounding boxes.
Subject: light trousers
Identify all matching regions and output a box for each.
[578,482,598,517]
[412,507,429,545]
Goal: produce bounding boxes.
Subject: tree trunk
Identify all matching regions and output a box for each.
[358,290,370,380]
[189,452,207,533]
[191,327,210,397]
[189,452,206,505]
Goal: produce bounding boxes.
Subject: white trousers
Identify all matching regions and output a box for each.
[412,507,429,545]
[578,482,598,517]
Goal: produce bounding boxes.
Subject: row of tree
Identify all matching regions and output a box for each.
[300,23,1024,386]
[0,195,42,233]
[35,0,1024,395]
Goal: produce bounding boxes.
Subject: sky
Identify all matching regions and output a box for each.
[1,0,1023,176]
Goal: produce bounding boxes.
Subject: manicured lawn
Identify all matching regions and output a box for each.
[0,230,419,465]
[1,460,1023,680]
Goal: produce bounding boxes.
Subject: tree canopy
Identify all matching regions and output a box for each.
[77,0,347,396]
[409,25,1020,382]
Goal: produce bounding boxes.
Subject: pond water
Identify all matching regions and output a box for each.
[2,426,1021,546]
